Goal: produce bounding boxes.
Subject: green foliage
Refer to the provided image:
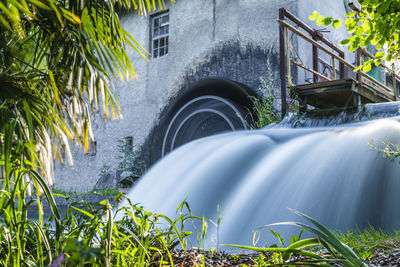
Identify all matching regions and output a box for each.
[251,92,280,129]
[61,239,104,266]
[370,141,400,162]
[309,10,341,29]
[0,0,172,187]
[254,254,270,266]
[310,1,400,72]
[0,164,194,267]
[115,137,145,186]
[250,74,280,129]
[52,188,120,196]
[223,209,368,266]
[0,1,183,265]
[338,226,400,261]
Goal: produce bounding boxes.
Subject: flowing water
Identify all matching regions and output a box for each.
[124,104,400,247]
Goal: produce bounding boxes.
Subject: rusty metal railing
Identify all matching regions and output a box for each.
[278,8,399,116]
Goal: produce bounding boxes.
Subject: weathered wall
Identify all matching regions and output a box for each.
[54,0,352,192]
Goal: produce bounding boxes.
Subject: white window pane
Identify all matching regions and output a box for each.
[153,48,158,58]
[160,47,165,56]
[154,18,159,27]
[154,39,159,49]
[160,38,164,47]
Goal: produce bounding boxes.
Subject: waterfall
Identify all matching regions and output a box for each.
[122,103,400,247]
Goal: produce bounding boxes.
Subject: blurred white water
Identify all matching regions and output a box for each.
[123,116,400,247]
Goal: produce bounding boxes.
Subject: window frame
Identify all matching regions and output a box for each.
[151,11,169,59]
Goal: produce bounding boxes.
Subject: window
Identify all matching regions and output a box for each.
[151,12,169,58]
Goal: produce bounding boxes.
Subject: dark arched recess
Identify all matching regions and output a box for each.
[142,78,259,167]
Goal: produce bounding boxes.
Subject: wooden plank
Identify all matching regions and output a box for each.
[353,85,391,103]
[296,87,348,95]
[291,59,331,81]
[360,74,395,100]
[302,90,354,108]
[295,78,355,90]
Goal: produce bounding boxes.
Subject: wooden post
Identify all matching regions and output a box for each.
[285,27,292,86]
[393,63,398,100]
[355,49,362,108]
[339,51,345,79]
[312,37,319,82]
[356,49,362,84]
[332,55,336,80]
[279,8,287,117]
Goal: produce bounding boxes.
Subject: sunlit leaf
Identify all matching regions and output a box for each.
[316,15,325,25]
[309,10,319,21]
[333,19,342,29]
[363,63,372,73]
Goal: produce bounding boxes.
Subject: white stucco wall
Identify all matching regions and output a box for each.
[54,0,352,192]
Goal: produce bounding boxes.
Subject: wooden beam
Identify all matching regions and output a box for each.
[360,73,395,100]
[291,59,331,81]
[280,8,345,56]
[279,8,287,117]
[279,20,355,70]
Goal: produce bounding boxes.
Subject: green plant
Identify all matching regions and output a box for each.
[254,253,269,266]
[229,253,239,261]
[0,116,192,266]
[52,188,120,196]
[338,225,400,260]
[250,77,280,129]
[310,1,400,72]
[223,209,368,266]
[0,173,195,267]
[0,0,172,188]
[115,137,146,186]
[370,141,400,162]
[248,60,280,129]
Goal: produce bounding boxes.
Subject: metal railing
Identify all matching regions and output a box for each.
[278,8,399,116]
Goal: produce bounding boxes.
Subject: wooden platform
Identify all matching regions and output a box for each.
[293,77,397,110]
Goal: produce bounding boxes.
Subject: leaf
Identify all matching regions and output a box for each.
[362,20,371,34]
[270,229,285,247]
[346,11,357,18]
[363,63,372,73]
[309,11,319,21]
[323,17,333,26]
[71,206,95,218]
[374,59,382,66]
[333,19,342,29]
[375,51,385,59]
[345,18,358,31]
[283,238,320,261]
[316,15,325,25]
[349,42,359,52]
[340,38,351,45]
[355,25,364,35]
